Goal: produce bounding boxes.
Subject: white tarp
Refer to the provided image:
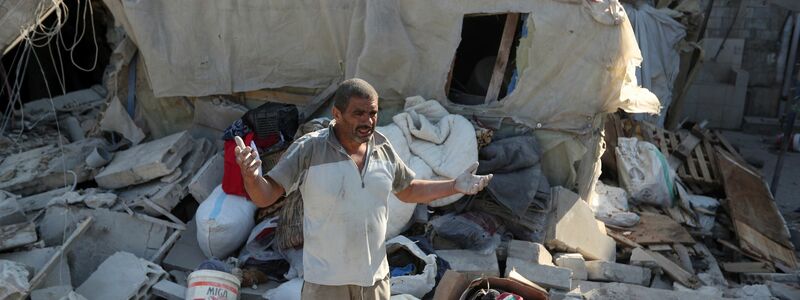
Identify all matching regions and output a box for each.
[624,2,686,126]
[103,0,659,132]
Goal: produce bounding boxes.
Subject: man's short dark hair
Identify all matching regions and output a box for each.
[333,78,379,112]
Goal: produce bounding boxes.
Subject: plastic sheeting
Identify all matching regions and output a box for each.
[624,2,686,126]
[102,0,659,132]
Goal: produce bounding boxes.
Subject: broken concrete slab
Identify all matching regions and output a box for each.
[0,196,26,226]
[38,206,168,286]
[30,285,72,300]
[188,152,224,203]
[0,259,30,300]
[0,138,108,196]
[95,131,193,189]
[75,251,166,300]
[767,281,800,300]
[434,249,499,278]
[545,187,616,261]
[16,188,70,213]
[20,86,106,122]
[152,279,185,300]
[162,219,205,272]
[0,247,71,289]
[117,138,213,215]
[585,261,651,286]
[508,240,553,266]
[629,247,659,269]
[554,253,588,280]
[99,96,145,145]
[582,282,725,300]
[0,222,37,251]
[506,256,572,290]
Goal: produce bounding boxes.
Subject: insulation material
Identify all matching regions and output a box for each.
[103,0,659,132]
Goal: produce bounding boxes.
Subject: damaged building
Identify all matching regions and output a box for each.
[1,0,800,299]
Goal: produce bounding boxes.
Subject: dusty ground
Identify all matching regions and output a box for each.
[721,131,800,226]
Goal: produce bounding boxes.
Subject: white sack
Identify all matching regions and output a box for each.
[615,137,675,207]
[386,236,437,298]
[264,278,303,300]
[196,185,257,258]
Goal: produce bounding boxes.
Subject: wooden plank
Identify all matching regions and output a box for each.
[734,220,798,269]
[0,222,37,251]
[625,212,695,245]
[645,249,701,288]
[485,13,519,104]
[721,261,775,273]
[607,230,643,249]
[718,150,795,252]
[694,144,712,182]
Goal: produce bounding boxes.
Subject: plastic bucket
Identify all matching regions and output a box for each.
[185,269,241,300]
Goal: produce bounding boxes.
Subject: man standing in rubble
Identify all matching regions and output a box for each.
[235,78,491,300]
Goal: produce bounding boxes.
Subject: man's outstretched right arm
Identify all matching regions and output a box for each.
[235,136,285,208]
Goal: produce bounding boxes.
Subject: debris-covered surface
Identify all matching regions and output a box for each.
[0,0,799,299]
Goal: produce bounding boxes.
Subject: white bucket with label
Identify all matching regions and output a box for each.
[185,269,241,300]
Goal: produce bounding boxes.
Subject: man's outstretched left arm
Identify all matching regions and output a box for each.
[395,162,492,204]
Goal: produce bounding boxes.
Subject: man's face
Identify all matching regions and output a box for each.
[333,96,378,144]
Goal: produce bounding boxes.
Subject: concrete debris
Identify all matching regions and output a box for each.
[47,189,118,209]
[585,261,652,286]
[0,222,38,251]
[75,252,166,300]
[0,195,26,226]
[506,257,572,290]
[740,273,800,284]
[31,285,73,300]
[162,219,206,272]
[95,131,193,189]
[548,287,583,300]
[99,96,146,145]
[0,247,72,289]
[766,281,800,300]
[507,240,553,266]
[38,206,168,285]
[59,291,88,300]
[152,279,186,300]
[554,253,588,280]
[0,138,108,196]
[434,250,500,278]
[629,247,659,269]
[582,282,725,300]
[732,284,773,299]
[192,97,248,132]
[0,259,30,300]
[545,187,616,261]
[16,188,71,213]
[117,138,213,215]
[188,152,224,203]
[673,282,723,297]
[20,86,106,122]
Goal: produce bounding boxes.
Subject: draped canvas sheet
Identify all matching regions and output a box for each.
[103,0,659,131]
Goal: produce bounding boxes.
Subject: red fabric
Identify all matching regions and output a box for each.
[222,132,255,197]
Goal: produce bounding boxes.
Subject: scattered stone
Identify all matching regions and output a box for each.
[434,249,499,278]
[0,247,71,288]
[767,281,800,300]
[732,284,773,299]
[548,287,582,300]
[508,240,553,266]
[117,138,213,215]
[0,138,108,196]
[629,247,659,269]
[571,280,609,294]
[188,152,224,203]
[673,282,723,297]
[585,261,651,286]
[506,257,572,290]
[38,206,168,285]
[152,279,186,300]
[0,196,26,226]
[30,285,72,300]
[545,187,616,261]
[0,222,38,251]
[0,259,31,300]
[554,253,587,280]
[95,131,193,189]
[162,219,206,272]
[75,252,166,300]
[583,282,725,300]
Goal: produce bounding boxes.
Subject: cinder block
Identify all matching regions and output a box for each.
[435,249,499,279]
[555,253,588,280]
[76,252,166,300]
[585,261,652,286]
[506,257,572,290]
[508,240,553,266]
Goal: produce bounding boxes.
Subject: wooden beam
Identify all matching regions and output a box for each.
[645,249,701,288]
[485,13,519,104]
